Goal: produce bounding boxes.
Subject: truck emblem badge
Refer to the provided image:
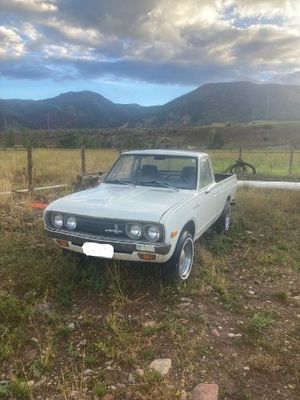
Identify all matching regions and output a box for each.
[104,224,123,235]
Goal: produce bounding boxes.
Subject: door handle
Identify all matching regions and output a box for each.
[205,187,211,194]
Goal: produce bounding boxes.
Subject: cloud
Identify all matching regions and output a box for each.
[0,0,300,86]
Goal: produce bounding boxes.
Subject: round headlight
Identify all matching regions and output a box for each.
[66,216,76,230]
[127,223,142,239]
[145,225,161,242]
[52,213,63,229]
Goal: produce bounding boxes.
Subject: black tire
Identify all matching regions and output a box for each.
[215,202,231,234]
[162,231,194,283]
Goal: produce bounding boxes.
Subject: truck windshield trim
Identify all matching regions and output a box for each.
[105,154,198,190]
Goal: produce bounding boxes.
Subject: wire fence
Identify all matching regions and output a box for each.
[0,146,299,193]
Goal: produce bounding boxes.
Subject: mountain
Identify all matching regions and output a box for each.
[153,81,300,125]
[1,82,300,129]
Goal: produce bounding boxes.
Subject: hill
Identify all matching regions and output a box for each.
[1,82,300,129]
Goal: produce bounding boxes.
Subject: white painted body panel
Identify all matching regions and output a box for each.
[45,150,238,262]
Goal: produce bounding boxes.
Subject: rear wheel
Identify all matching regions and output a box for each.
[215,202,231,234]
[162,231,194,283]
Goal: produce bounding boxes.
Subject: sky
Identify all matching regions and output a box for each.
[1,0,300,105]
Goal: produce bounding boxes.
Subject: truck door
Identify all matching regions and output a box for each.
[195,157,218,236]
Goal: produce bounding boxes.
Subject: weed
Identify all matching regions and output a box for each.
[94,383,107,397]
[9,379,32,400]
[246,312,275,336]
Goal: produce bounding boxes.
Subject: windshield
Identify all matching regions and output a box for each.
[105,154,198,190]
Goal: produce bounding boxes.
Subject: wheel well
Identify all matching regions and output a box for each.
[182,220,195,239]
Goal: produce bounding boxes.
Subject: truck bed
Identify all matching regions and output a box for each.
[214,173,236,183]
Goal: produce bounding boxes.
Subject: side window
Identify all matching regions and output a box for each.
[199,158,213,189]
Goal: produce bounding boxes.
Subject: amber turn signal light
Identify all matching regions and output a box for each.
[171,230,178,238]
[55,239,69,248]
[138,253,156,261]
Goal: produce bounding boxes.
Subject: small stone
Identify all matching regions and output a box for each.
[180,297,192,303]
[23,348,38,362]
[143,321,157,328]
[101,394,114,400]
[54,395,65,400]
[149,358,172,376]
[211,328,220,338]
[70,390,79,399]
[135,368,144,377]
[228,333,242,338]
[193,383,219,400]
[243,366,250,371]
[34,376,47,388]
[67,323,75,330]
[28,380,35,388]
[125,390,133,400]
[128,373,135,384]
[78,339,87,347]
[116,383,126,389]
[249,290,255,295]
[31,337,39,344]
[83,369,94,376]
[35,302,51,315]
[180,389,187,400]
[0,380,8,386]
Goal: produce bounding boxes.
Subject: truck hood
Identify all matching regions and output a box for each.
[46,183,191,222]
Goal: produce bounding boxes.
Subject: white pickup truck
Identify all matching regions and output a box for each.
[44,150,237,282]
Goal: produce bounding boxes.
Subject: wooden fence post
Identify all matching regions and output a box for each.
[288,146,294,175]
[27,145,33,194]
[81,144,86,174]
[238,147,242,160]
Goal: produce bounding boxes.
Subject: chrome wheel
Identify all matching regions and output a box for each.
[224,205,231,231]
[178,237,194,280]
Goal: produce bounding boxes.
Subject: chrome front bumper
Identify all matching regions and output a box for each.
[45,227,171,262]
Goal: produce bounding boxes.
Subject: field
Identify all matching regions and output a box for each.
[1,148,300,193]
[0,188,299,399]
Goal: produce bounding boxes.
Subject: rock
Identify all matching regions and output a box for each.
[128,373,135,384]
[116,383,126,389]
[70,390,79,399]
[0,380,9,386]
[28,380,35,388]
[35,302,51,315]
[125,390,133,400]
[67,322,75,330]
[193,383,219,400]
[34,376,47,388]
[78,339,87,347]
[228,333,242,338]
[101,394,114,400]
[135,368,144,377]
[211,328,220,338]
[143,321,157,328]
[149,358,172,376]
[23,348,38,362]
[54,395,65,400]
[180,297,192,303]
[83,369,94,376]
[31,337,39,344]
[180,389,187,400]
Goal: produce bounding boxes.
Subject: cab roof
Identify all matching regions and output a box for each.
[122,149,207,158]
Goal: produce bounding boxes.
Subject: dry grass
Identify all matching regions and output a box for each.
[0,147,299,194]
[0,148,118,192]
[0,188,299,399]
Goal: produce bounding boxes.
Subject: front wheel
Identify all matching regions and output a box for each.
[162,231,194,283]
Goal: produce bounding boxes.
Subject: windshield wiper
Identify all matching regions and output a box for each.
[105,179,135,187]
[138,181,179,191]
